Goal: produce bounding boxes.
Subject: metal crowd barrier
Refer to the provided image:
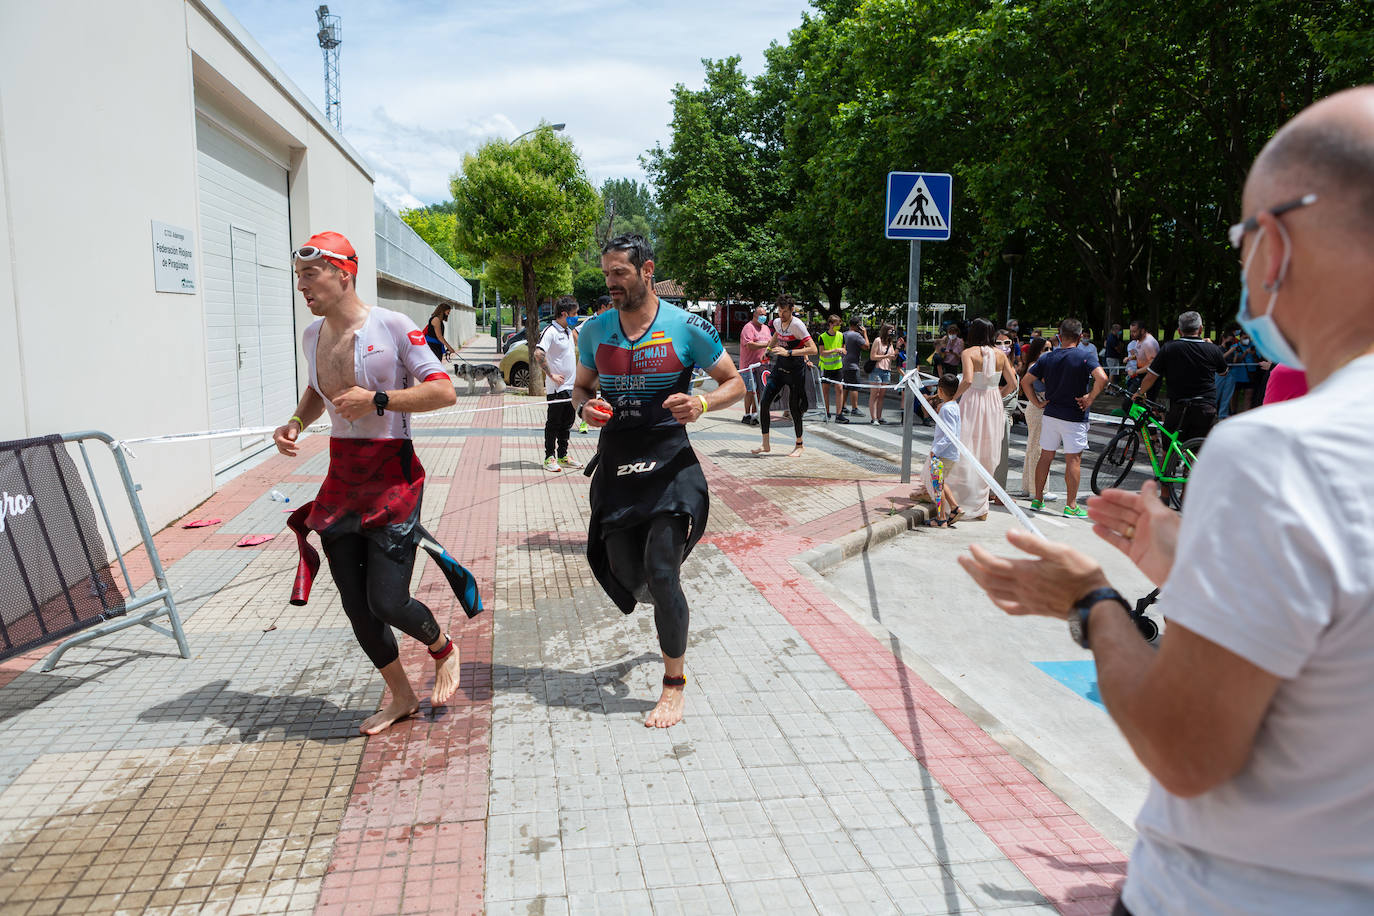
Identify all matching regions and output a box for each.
[39,431,189,671]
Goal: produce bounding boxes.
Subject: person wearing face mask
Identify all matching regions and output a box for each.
[959,86,1374,916]
[1136,310,1226,443]
[737,304,771,425]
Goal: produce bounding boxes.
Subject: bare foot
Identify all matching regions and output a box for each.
[786,444,804,458]
[751,444,770,455]
[360,695,419,735]
[645,684,685,728]
[432,643,462,706]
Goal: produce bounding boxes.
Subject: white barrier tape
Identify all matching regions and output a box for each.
[903,375,1045,539]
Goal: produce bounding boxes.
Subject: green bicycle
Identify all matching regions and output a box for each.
[1090,385,1205,509]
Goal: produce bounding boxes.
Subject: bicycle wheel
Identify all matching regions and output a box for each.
[1092,427,1139,494]
[1161,437,1205,509]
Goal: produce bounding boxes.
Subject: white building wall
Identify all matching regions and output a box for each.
[0,0,378,546]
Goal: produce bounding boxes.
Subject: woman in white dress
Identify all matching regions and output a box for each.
[950,318,1019,519]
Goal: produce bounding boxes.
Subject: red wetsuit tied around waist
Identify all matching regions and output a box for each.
[287,438,424,606]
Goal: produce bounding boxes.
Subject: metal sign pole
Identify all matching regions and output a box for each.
[900,240,921,483]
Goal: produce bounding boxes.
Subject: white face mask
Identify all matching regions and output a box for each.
[1236,225,1303,369]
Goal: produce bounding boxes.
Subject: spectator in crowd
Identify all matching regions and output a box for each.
[535,297,582,473]
[817,313,846,421]
[960,85,1374,916]
[1078,326,1097,354]
[424,303,458,362]
[1103,323,1125,375]
[840,317,868,421]
[1126,320,1159,393]
[1013,336,1057,502]
[738,304,770,426]
[950,318,1018,520]
[868,325,898,424]
[1136,310,1227,442]
[594,294,614,315]
[993,329,1018,489]
[935,322,964,375]
[1021,318,1106,518]
[923,373,963,528]
[1218,329,1256,418]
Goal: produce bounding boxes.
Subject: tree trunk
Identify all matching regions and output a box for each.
[522,257,545,397]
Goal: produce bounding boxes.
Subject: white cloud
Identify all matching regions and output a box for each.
[220,0,813,204]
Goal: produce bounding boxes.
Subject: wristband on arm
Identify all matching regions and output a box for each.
[289,415,304,429]
[697,395,709,415]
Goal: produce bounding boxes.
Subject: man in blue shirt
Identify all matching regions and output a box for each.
[574,235,744,729]
[1021,318,1108,517]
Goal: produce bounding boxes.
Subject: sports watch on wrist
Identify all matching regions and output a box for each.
[372,391,389,416]
[1068,587,1132,649]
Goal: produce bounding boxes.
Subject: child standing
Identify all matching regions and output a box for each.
[926,373,963,527]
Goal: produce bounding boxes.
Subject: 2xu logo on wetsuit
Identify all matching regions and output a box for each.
[616,461,659,477]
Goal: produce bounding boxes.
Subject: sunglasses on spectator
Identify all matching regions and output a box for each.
[292,245,358,263]
[1227,193,1317,249]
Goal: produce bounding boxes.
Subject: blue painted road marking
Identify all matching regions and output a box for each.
[1033,660,1105,711]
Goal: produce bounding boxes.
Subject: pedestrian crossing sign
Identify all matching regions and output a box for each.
[886,172,952,241]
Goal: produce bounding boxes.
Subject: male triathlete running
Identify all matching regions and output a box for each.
[752,294,817,458]
[273,231,463,736]
[574,234,744,728]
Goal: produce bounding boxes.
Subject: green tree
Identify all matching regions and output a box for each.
[572,265,607,307]
[646,57,792,305]
[399,202,476,274]
[452,127,600,394]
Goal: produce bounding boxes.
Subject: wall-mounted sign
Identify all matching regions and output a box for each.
[152,221,197,294]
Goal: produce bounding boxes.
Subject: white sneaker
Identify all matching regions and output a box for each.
[1044,492,1060,502]
[543,457,561,473]
[558,456,582,470]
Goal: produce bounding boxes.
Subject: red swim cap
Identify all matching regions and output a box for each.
[297,231,358,276]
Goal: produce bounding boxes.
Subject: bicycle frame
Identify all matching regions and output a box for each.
[1120,395,1198,486]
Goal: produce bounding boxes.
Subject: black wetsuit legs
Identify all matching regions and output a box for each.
[603,514,691,659]
[759,370,805,439]
[322,532,442,669]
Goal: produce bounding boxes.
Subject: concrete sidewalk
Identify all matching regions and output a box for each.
[0,332,1127,915]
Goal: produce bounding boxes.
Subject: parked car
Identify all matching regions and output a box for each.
[500,342,531,389]
[502,318,553,353]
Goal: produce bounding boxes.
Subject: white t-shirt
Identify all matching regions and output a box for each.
[1125,354,1374,915]
[303,306,447,439]
[537,321,577,394]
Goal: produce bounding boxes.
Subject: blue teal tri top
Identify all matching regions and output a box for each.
[577,301,725,433]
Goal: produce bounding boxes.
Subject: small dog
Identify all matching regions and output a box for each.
[452,361,505,396]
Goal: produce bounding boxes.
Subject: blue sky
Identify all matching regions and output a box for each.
[221,0,814,210]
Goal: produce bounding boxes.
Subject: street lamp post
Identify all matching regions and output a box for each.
[512,122,566,143]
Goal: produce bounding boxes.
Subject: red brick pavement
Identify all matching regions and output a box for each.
[315,393,503,916]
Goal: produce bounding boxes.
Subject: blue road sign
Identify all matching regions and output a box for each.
[885,172,952,241]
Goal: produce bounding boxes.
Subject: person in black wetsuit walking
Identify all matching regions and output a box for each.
[573,234,744,728]
[751,294,817,458]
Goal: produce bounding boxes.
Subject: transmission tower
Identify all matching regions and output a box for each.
[315,5,342,131]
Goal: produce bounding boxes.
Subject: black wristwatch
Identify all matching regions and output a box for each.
[1068,587,1132,649]
[372,391,389,416]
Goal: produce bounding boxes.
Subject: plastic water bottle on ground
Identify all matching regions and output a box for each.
[269,489,290,504]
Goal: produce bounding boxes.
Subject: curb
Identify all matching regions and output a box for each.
[794,504,930,575]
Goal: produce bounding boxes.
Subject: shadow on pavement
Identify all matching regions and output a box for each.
[489,653,659,716]
[139,678,368,742]
[0,653,143,725]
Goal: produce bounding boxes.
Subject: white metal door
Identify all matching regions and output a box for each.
[196,115,294,470]
[231,226,264,432]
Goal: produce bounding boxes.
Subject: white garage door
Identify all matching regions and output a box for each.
[196,115,296,471]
